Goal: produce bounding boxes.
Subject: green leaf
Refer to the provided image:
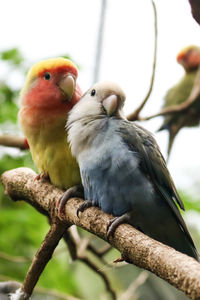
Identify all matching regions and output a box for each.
[0,48,24,66]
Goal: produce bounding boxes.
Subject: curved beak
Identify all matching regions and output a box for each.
[58,75,75,101]
[102,94,118,116]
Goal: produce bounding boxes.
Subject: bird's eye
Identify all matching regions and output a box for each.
[44,72,51,80]
[90,89,96,96]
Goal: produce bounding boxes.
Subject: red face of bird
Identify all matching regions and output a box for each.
[20,58,82,111]
[176,46,200,72]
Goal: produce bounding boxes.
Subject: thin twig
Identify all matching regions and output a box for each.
[142,65,200,121]
[88,244,112,257]
[63,225,116,299]
[0,251,30,263]
[63,224,109,263]
[33,285,81,300]
[54,210,114,298]
[118,271,149,300]
[79,256,116,300]
[77,237,91,257]
[63,230,78,261]
[127,0,158,121]
[141,105,187,121]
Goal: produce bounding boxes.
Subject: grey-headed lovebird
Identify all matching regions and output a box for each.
[64,81,199,261]
[159,45,200,156]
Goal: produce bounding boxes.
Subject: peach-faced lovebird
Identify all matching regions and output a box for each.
[66,81,199,260]
[19,58,82,189]
[159,45,200,156]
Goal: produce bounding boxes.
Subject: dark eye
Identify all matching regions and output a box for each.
[44,72,51,80]
[90,89,96,96]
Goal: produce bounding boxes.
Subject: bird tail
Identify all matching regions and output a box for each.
[157,122,170,132]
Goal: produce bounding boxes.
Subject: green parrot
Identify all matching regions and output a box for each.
[159,45,200,156]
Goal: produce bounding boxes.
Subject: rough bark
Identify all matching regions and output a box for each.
[2,167,200,300]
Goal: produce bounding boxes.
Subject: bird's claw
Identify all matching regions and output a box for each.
[76,200,93,218]
[57,193,69,219]
[56,185,84,219]
[34,172,50,182]
[107,213,132,240]
[107,217,119,240]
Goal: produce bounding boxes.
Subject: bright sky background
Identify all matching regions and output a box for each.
[1,0,200,197]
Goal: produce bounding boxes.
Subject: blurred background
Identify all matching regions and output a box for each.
[0,0,200,299]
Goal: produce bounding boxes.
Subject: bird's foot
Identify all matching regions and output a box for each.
[34,172,50,182]
[76,200,93,217]
[107,212,132,240]
[57,185,84,219]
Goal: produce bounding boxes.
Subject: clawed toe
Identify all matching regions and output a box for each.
[57,185,84,219]
[76,200,93,217]
[34,172,49,182]
[107,213,132,240]
[57,194,68,219]
[107,217,119,239]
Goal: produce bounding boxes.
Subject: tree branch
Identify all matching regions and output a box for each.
[1,167,200,300]
[0,135,29,150]
[118,271,149,300]
[88,243,111,258]
[62,226,116,299]
[141,64,200,121]
[0,251,30,263]
[21,220,70,299]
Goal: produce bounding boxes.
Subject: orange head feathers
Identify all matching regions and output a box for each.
[18,58,82,189]
[176,45,200,72]
[20,57,82,113]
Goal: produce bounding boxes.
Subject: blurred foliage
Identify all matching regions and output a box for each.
[0,48,24,66]
[181,192,200,212]
[0,83,18,123]
[0,49,24,125]
[0,48,198,300]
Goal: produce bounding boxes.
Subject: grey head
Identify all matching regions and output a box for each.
[68,81,126,124]
[67,81,126,157]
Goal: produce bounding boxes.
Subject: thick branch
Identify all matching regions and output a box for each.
[2,168,200,300]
